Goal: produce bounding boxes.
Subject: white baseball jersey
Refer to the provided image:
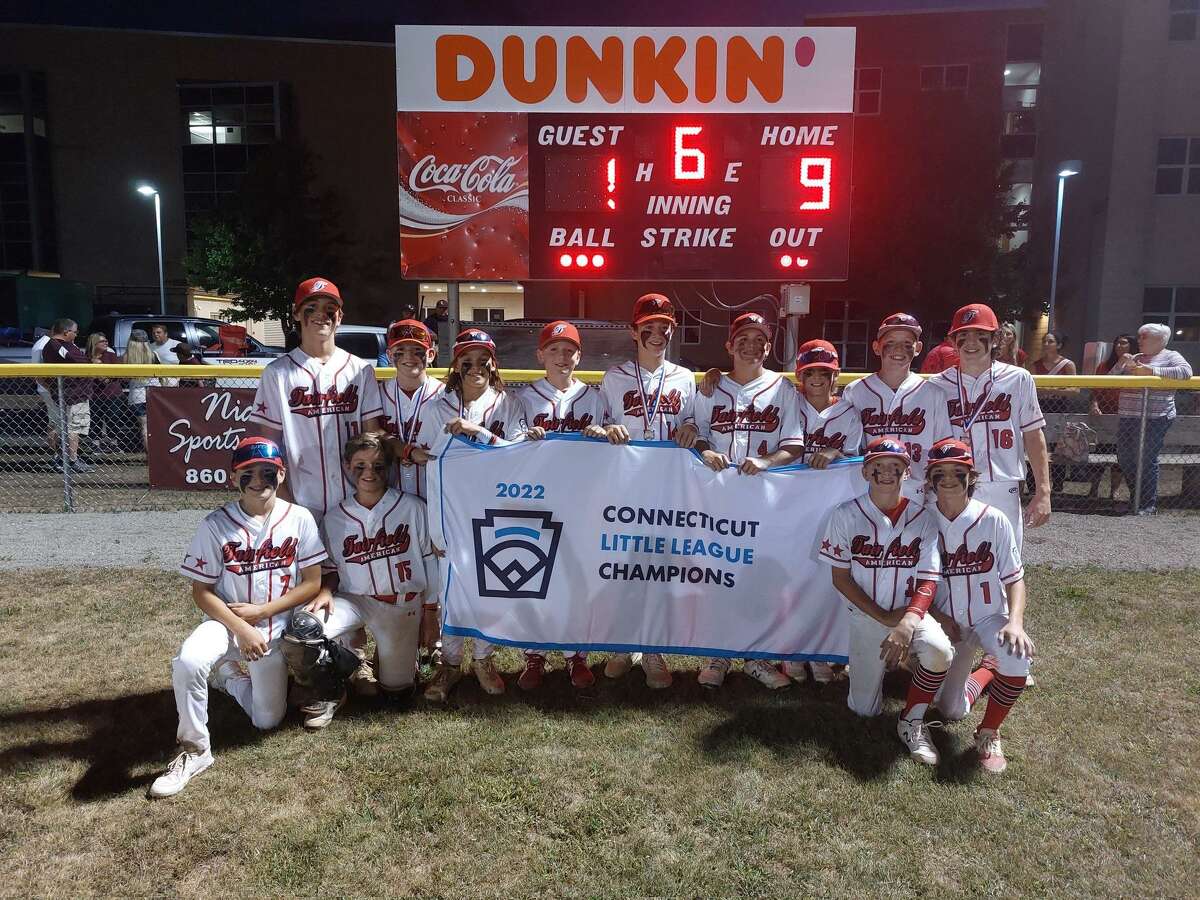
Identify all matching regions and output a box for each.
[798,394,861,465]
[821,372,953,484]
[248,347,383,519]
[599,359,696,441]
[932,362,1046,483]
[321,487,439,600]
[376,375,446,498]
[932,497,1024,627]
[819,495,941,611]
[693,372,804,461]
[518,378,605,434]
[180,499,327,641]
[413,385,528,448]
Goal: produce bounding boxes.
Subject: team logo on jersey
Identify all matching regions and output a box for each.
[621,388,684,418]
[343,525,412,565]
[708,404,781,435]
[472,509,563,600]
[849,534,923,569]
[222,537,298,574]
[532,411,594,432]
[947,393,1013,427]
[942,540,995,576]
[807,427,846,452]
[288,384,360,418]
[860,407,927,436]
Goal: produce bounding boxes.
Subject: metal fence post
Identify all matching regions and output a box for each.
[1133,387,1149,513]
[56,376,74,513]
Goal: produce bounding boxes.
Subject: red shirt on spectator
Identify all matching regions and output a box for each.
[920,340,960,374]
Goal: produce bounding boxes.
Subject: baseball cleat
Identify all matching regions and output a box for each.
[698,657,731,689]
[349,656,380,697]
[473,656,506,695]
[568,654,595,689]
[744,659,791,690]
[207,658,246,696]
[810,661,838,684]
[303,690,347,730]
[781,660,808,684]
[423,662,463,702]
[640,652,673,689]
[897,715,939,765]
[517,654,546,691]
[974,728,1007,774]
[604,652,634,679]
[149,750,214,798]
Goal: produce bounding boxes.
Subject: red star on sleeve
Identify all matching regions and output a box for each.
[833,544,844,557]
[821,539,831,553]
[194,557,208,570]
[255,402,268,414]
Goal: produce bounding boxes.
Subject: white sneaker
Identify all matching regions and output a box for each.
[149,750,214,798]
[640,652,673,689]
[473,656,506,695]
[810,661,837,684]
[744,659,790,690]
[698,657,731,689]
[974,727,1007,774]
[781,660,808,683]
[303,691,347,730]
[897,715,939,765]
[604,652,633,679]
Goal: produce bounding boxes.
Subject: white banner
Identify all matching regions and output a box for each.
[427,434,865,661]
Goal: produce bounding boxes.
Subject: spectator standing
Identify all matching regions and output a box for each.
[994,322,1028,367]
[1029,331,1078,414]
[173,343,207,386]
[151,324,181,387]
[1088,333,1137,499]
[1114,323,1193,515]
[40,318,93,472]
[123,329,161,453]
[87,332,124,451]
[31,328,52,447]
[920,334,959,374]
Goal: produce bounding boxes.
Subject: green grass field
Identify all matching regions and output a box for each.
[1,566,1197,897]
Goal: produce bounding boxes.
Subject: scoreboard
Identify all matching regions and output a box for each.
[529,114,852,280]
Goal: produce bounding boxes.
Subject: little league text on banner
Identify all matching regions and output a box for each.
[427,434,866,661]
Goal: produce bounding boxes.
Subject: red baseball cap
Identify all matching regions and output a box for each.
[795,339,840,374]
[631,293,676,327]
[928,438,976,469]
[231,436,284,471]
[293,277,343,313]
[539,320,582,350]
[728,312,771,342]
[452,328,497,361]
[948,303,999,335]
[863,436,912,467]
[876,312,922,340]
[386,319,432,351]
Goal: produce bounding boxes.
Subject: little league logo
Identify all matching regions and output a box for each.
[471,509,563,599]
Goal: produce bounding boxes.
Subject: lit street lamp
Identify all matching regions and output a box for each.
[136,184,166,316]
[1047,160,1081,331]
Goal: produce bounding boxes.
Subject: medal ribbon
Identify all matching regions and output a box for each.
[634,360,668,439]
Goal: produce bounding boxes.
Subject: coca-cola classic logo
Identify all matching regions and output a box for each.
[408,154,522,203]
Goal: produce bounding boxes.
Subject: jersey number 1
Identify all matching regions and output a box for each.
[345,421,361,440]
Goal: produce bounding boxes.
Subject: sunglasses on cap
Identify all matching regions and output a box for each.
[928,440,974,467]
[232,438,284,471]
[796,347,839,367]
[387,322,431,346]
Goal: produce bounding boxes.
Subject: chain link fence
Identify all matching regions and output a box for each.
[3,365,1199,516]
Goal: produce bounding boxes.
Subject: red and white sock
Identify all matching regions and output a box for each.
[965,656,1000,709]
[902,663,947,720]
[979,673,1027,732]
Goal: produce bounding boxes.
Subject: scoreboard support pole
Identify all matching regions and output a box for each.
[440,282,461,366]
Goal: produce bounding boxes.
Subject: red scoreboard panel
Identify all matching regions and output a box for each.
[528,114,852,281]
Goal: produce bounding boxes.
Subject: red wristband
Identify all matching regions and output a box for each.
[905,579,936,618]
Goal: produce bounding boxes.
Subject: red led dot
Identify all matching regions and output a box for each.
[576,253,589,267]
[592,253,605,268]
[796,258,810,268]
[779,254,793,267]
[559,253,573,267]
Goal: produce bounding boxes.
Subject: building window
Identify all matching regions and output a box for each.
[1144,286,1200,340]
[822,300,869,370]
[679,306,702,345]
[1155,136,1200,194]
[0,70,56,272]
[178,82,283,232]
[920,64,969,93]
[1170,0,1198,41]
[854,68,882,115]
[471,307,505,322]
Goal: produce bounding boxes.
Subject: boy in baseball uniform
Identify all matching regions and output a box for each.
[689,311,804,690]
[817,313,953,503]
[590,293,698,689]
[819,437,953,765]
[929,303,1051,547]
[300,432,441,728]
[376,318,445,500]
[150,437,326,798]
[925,438,1035,774]
[515,320,607,691]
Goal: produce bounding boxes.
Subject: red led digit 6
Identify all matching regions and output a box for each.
[799,157,832,210]
[674,125,705,181]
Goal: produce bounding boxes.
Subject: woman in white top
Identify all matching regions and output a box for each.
[122,329,161,452]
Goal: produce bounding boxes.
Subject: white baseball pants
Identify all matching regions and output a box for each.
[935,613,1032,721]
[323,593,423,690]
[974,480,1023,548]
[172,619,288,756]
[845,605,953,717]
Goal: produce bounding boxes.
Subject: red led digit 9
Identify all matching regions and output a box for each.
[799,157,832,210]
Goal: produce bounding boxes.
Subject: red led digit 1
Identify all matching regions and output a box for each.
[798,157,832,210]
[674,126,705,181]
[606,157,616,210]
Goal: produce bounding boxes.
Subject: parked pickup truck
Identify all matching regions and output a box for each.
[86,314,285,364]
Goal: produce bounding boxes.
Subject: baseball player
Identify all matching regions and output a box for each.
[150,437,326,798]
[376,318,445,500]
[924,438,1035,774]
[417,328,529,701]
[590,292,698,689]
[688,311,804,690]
[929,303,1051,547]
[298,432,440,728]
[819,437,953,765]
[515,320,606,691]
[817,313,953,503]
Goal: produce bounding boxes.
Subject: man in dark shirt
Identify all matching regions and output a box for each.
[40,318,93,472]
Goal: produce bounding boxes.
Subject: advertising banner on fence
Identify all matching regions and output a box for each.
[147,386,257,489]
[427,434,864,660]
